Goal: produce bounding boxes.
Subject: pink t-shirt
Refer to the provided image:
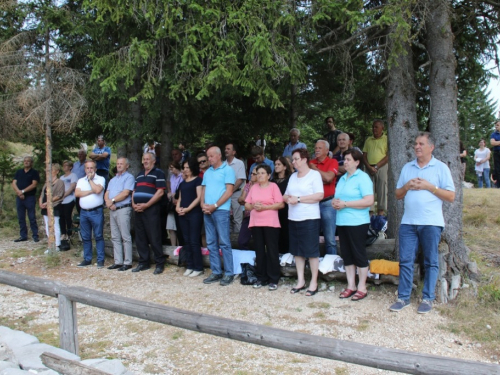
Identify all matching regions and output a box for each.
[245,183,283,228]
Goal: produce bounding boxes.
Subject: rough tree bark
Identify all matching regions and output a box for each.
[425,0,474,302]
[385,38,419,242]
[160,99,173,170]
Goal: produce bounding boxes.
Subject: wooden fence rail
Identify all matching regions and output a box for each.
[0,270,498,375]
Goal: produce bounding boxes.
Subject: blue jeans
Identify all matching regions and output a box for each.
[204,210,233,276]
[477,168,491,188]
[16,195,38,240]
[320,200,337,255]
[80,207,105,263]
[398,224,443,302]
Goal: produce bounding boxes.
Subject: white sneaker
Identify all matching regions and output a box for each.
[189,270,204,278]
[183,269,193,276]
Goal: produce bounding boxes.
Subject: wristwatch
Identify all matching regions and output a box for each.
[112,198,115,204]
[374,165,378,170]
[21,190,24,194]
[297,196,301,203]
[214,203,218,208]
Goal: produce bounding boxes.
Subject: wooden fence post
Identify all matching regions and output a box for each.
[58,293,78,355]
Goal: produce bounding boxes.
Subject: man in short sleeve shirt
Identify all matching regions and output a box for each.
[89,135,111,186]
[389,133,455,314]
[201,146,236,286]
[12,156,40,242]
[132,152,167,275]
[75,160,106,268]
[225,143,246,233]
[309,140,339,255]
[105,157,136,271]
[489,121,500,188]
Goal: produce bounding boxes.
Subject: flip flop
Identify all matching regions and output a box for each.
[351,290,368,301]
[339,289,357,299]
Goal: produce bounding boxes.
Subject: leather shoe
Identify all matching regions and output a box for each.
[132,264,151,272]
[14,237,28,243]
[118,265,133,271]
[107,264,123,270]
[153,266,164,275]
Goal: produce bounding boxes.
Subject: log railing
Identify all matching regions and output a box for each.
[0,270,498,375]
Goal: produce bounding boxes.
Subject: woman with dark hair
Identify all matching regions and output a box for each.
[245,164,284,290]
[59,160,78,250]
[237,168,258,250]
[284,148,324,296]
[460,141,467,181]
[274,157,293,253]
[176,158,204,277]
[333,149,374,301]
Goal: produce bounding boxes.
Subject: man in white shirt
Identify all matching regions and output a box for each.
[225,143,247,233]
[75,160,105,268]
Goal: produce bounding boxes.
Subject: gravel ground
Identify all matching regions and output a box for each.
[0,238,497,375]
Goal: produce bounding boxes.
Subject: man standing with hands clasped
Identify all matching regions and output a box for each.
[389,132,455,314]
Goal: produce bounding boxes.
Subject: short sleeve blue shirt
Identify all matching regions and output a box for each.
[93,146,111,171]
[334,169,373,226]
[202,162,236,211]
[282,142,307,157]
[107,171,135,206]
[397,156,455,227]
[249,158,275,176]
[490,130,500,152]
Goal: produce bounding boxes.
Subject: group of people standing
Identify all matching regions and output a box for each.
[12,122,458,314]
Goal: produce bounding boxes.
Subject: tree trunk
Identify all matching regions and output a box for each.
[426,0,472,302]
[44,28,56,254]
[385,36,418,242]
[160,99,173,170]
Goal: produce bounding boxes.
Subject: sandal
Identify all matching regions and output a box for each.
[290,284,306,294]
[339,289,356,299]
[305,288,318,297]
[351,290,368,301]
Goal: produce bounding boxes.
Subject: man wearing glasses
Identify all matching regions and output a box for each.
[197,153,209,178]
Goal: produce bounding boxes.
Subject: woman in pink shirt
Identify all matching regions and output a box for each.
[245,164,284,290]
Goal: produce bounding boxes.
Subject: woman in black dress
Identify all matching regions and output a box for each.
[273,157,293,253]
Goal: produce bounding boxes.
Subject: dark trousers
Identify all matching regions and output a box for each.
[59,201,75,236]
[178,211,204,271]
[134,204,166,267]
[16,195,38,240]
[493,151,500,185]
[251,226,281,284]
[238,216,251,250]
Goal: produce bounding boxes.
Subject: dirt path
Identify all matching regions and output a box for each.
[0,238,496,375]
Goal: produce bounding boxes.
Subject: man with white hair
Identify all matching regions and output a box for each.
[105,157,135,271]
[282,128,307,157]
[201,146,236,286]
[309,140,339,255]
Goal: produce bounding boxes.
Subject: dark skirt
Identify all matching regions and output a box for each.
[288,219,320,258]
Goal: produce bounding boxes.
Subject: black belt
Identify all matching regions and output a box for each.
[81,205,103,212]
[320,195,334,203]
[115,203,132,210]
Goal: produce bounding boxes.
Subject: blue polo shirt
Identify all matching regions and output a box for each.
[202,162,235,211]
[334,169,373,226]
[133,167,166,204]
[93,146,112,171]
[397,156,455,227]
[249,158,275,177]
[107,171,135,207]
[282,142,307,157]
[490,130,500,152]
[14,168,40,197]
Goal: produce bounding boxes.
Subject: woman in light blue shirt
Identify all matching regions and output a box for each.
[332,149,374,301]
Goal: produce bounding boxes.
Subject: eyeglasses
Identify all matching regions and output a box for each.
[198,160,207,164]
[251,173,258,176]
[292,157,301,162]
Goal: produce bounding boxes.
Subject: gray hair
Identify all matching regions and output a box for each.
[208,146,221,155]
[337,132,350,141]
[24,156,34,163]
[316,139,330,149]
[290,128,300,136]
[417,132,435,147]
[143,152,155,160]
[118,157,130,166]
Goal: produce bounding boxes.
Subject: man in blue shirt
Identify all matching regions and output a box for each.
[389,132,455,314]
[249,146,274,176]
[89,135,111,186]
[11,156,40,242]
[282,128,307,157]
[105,157,135,271]
[201,146,236,286]
[489,120,500,188]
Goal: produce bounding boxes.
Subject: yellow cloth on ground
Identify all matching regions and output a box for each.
[369,259,399,276]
